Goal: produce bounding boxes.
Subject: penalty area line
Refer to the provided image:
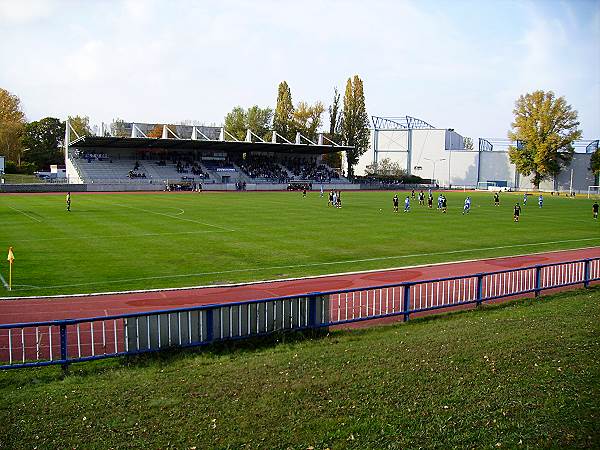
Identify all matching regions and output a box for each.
[4,237,599,294]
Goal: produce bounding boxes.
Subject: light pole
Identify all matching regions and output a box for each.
[424,157,446,186]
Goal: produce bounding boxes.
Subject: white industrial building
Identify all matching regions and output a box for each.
[356,116,598,192]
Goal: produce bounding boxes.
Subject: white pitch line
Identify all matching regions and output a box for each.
[9,229,231,243]
[112,203,234,232]
[6,237,600,291]
[7,205,42,223]
[0,273,8,289]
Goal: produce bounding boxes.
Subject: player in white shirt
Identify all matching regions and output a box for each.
[463,196,471,214]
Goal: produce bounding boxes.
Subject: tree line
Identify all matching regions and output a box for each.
[2,83,597,185]
[223,75,370,178]
[0,88,93,174]
[0,75,371,177]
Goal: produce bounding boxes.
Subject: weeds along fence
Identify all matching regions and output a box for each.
[1,257,599,370]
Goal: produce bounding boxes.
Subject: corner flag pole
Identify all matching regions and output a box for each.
[7,247,14,291]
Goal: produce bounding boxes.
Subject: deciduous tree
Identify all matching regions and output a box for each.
[342,75,369,179]
[68,115,92,138]
[292,101,324,143]
[0,88,26,164]
[365,157,406,178]
[590,148,600,178]
[224,106,273,141]
[273,81,294,142]
[21,117,65,170]
[322,88,344,169]
[508,90,581,189]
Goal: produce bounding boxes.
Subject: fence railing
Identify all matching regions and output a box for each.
[1,257,598,370]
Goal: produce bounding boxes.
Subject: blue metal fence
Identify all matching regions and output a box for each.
[1,257,598,370]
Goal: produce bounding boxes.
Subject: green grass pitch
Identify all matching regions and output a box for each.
[1,190,598,297]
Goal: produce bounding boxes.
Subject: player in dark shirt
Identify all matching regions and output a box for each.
[494,192,500,207]
[66,192,71,212]
[593,202,599,219]
[441,195,447,213]
[418,190,424,205]
[428,193,433,208]
[393,194,399,212]
[513,203,521,222]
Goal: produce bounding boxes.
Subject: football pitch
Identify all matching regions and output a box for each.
[1,190,598,297]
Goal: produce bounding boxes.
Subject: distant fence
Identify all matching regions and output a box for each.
[1,257,598,370]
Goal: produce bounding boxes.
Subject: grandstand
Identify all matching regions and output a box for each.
[65,120,353,190]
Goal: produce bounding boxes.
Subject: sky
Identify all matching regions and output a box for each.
[1,0,599,141]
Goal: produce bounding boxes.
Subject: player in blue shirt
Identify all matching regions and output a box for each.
[538,194,543,208]
[463,196,471,215]
[523,192,527,205]
[404,196,410,212]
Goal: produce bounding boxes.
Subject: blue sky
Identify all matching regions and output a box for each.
[1,0,598,141]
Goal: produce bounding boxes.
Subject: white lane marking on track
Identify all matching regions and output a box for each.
[112,203,233,231]
[7,205,42,222]
[10,229,231,243]
[6,237,600,292]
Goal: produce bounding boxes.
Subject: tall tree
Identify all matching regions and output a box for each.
[591,148,600,178]
[0,122,25,165]
[342,75,370,179]
[68,115,92,138]
[21,117,65,170]
[0,88,26,164]
[273,81,294,142]
[224,105,273,141]
[323,88,343,169]
[224,106,246,141]
[328,87,343,141]
[508,90,582,189]
[246,105,273,141]
[292,101,324,142]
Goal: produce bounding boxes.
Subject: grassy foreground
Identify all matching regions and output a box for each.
[1,190,599,297]
[1,287,598,449]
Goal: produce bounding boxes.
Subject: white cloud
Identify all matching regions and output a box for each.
[0,0,597,140]
[0,0,56,24]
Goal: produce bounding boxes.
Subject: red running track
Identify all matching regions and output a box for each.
[1,247,599,325]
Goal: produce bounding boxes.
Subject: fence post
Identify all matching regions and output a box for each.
[476,274,483,307]
[403,284,412,322]
[535,266,542,297]
[308,294,318,329]
[206,308,214,342]
[59,324,68,373]
[584,260,591,288]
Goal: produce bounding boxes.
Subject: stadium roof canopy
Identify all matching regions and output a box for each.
[69,136,351,155]
[67,122,352,155]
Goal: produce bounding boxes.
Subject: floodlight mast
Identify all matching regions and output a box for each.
[424,157,446,186]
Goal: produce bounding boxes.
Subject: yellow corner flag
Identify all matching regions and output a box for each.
[7,247,14,291]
